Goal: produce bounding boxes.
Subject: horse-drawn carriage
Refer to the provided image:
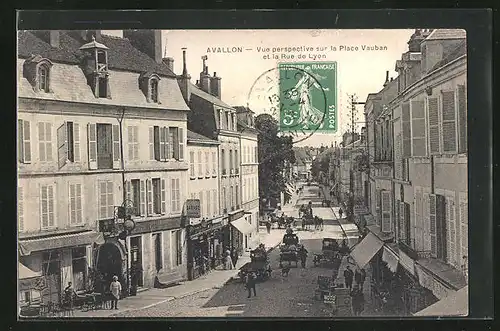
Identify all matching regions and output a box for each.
[238,246,272,282]
[279,229,300,267]
[313,238,343,267]
[270,210,295,229]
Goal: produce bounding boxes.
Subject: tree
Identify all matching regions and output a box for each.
[255,114,296,208]
[311,148,333,182]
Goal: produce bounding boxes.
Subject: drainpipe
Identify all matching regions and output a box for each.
[430,155,435,194]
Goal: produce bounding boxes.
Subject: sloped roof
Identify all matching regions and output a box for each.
[425,29,466,40]
[17,31,176,77]
[189,82,234,109]
[187,130,219,143]
[429,39,467,72]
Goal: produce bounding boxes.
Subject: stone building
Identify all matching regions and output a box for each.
[17,30,190,304]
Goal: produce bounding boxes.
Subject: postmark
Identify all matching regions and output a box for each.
[247,61,338,144]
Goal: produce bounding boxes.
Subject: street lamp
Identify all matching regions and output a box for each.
[114,199,136,297]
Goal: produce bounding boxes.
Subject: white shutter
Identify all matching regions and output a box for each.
[18,120,32,163]
[441,91,457,153]
[128,127,134,161]
[48,185,55,227]
[399,201,405,242]
[57,123,68,169]
[459,192,468,260]
[107,181,114,218]
[205,152,210,176]
[375,189,381,226]
[140,180,146,216]
[146,179,153,216]
[212,151,217,175]
[18,187,24,232]
[73,123,80,162]
[457,85,467,153]
[429,194,437,257]
[161,179,166,214]
[69,183,75,224]
[447,196,457,266]
[178,128,184,161]
[87,123,97,169]
[427,97,440,154]
[76,183,82,224]
[133,126,139,160]
[423,193,431,252]
[149,127,154,160]
[112,124,121,169]
[126,180,132,203]
[165,127,171,159]
[45,123,53,162]
[159,127,166,161]
[401,103,411,158]
[411,100,426,157]
[381,190,392,233]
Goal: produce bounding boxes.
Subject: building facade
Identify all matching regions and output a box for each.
[17,30,190,304]
[178,53,251,257]
[236,106,260,248]
[186,130,224,280]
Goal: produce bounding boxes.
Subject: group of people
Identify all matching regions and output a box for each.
[343,265,367,316]
[224,248,240,270]
[62,275,122,312]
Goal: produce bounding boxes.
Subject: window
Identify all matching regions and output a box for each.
[399,202,410,245]
[235,185,239,208]
[126,179,141,216]
[205,151,210,176]
[457,85,467,154]
[229,150,233,174]
[225,112,230,130]
[98,180,114,220]
[69,183,83,225]
[71,247,87,291]
[222,187,227,211]
[230,186,234,209]
[38,65,50,92]
[198,151,203,177]
[97,50,107,70]
[150,79,159,103]
[429,194,447,260]
[212,189,217,216]
[171,127,184,161]
[411,100,426,157]
[42,251,60,276]
[98,77,109,98]
[40,184,56,229]
[87,123,119,170]
[206,191,211,217]
[212,151,217,175]
[152,178,162,215]
[38,122,53,162]
[401,103,411,158]
[189,151,195,177]
[57,121,80,168]
[221,149,226,175]
[235,150,239,174]
[128,126,139,161]
[171,178,180,213]
[18,187,24,232]
[18,120,31,163]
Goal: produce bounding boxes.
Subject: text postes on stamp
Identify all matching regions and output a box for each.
[278,62,337,134]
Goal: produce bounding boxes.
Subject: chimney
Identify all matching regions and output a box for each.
[199,56,211,93]
[49,31,60,47]
[123,29,163,64]
[177,47,191,103]
[210,71,222,99]
[33,30,60,48]
[163,57,174,72]
[383,70,389,87]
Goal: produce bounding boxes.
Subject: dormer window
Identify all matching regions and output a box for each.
[23,55,53,93]
[79,36,111,99]
[139,72,161,103]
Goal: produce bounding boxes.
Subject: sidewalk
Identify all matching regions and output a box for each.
[72,227,285,318]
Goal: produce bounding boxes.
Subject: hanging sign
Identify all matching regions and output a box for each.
[185,199,201,218]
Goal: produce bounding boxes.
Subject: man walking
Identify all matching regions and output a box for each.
[338,208,343,220]
[344,265,354,290]
[109,275,122,310]
[299,245,308,268]
[266,219,272,234]
[245,272,257,298]
[350,284,365,316]
[231,248,239,269]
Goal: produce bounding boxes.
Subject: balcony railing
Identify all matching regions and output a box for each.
[222,169,227,176]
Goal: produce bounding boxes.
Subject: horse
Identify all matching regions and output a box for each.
[314,216,324,231]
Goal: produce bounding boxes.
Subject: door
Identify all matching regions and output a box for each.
[153,233,162,272]
[130,236,143,287]
[96,123,113,169]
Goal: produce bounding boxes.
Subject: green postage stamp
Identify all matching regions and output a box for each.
[278,61,338,133]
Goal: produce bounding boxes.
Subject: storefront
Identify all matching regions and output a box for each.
[229,210,252,254]
[187,216,227,280]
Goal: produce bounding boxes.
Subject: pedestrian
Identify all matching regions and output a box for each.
[109,275,122,310]
[354,268,362,286]
[245,272,257,298]
[350,284,365,316]
[344,265,354,289]
[299,245,308,268]
[231,248,239,268]
[360,269,366,289]
[224,249,233,270]
[265,219,271,234]
[63,282,77,313]
[338,208,343,219]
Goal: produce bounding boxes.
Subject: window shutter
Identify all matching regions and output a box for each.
[178,128,185,161]
[381,190,392,233]
[126,180,131,203]
[205,152,210,176]
[446,196,456,266]
[87,123,97,169]
[398,201,405,242]
[40,185,47,229]
[159,127,166,161]
[146,179,153,216]
[429,194,437,257]
[457,85,467,153]
[164,127,170,159]
[57,123,68,169]
[76,183,82,224]
[441,91,457,153]
[401,103,411,158]
[427,97,440,154]
[149,127,154,160]
[459,192,468,260]
[133,126,139,160]
[173,128,180,160]
[375,189,381,227]
[394,131,402,179]
[436,195,447,260]
[112,124,121,168]
[48,185,55,227]
[73,123,80,162]
[128,127,134,161]
[69,183,75,224]
[161,179,166,214]
[45,123,53,162]
[18,187,24,232]
[140,180,146,216]
[411,100,426,156]
[18,120,24,163]
[422,193,430,252]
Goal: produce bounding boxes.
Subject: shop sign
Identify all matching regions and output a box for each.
[415,265,453,300]
[398,249,416,276]
[189,218,224,238]
[189,217,203,226]
[229,210,245,222]
[185,199,201,218]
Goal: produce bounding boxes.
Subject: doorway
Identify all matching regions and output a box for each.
[96,243,124,292]
[152,233,163,273]
[130,236,144,287]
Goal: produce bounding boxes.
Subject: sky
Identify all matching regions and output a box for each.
[103,29,414,147]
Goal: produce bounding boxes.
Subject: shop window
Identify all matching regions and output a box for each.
[42,251,61,276]
[72,247,87,291]
[172,230,183,266]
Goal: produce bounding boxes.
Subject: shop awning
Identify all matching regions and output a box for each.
[382,246,399,273]
[18,231,105,256]
[349,232,384,269]
[230,217,254,235]
[413,286,468,317]
[19,262,41,280]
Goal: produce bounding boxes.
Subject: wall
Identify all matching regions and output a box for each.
[219,134,241,212]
